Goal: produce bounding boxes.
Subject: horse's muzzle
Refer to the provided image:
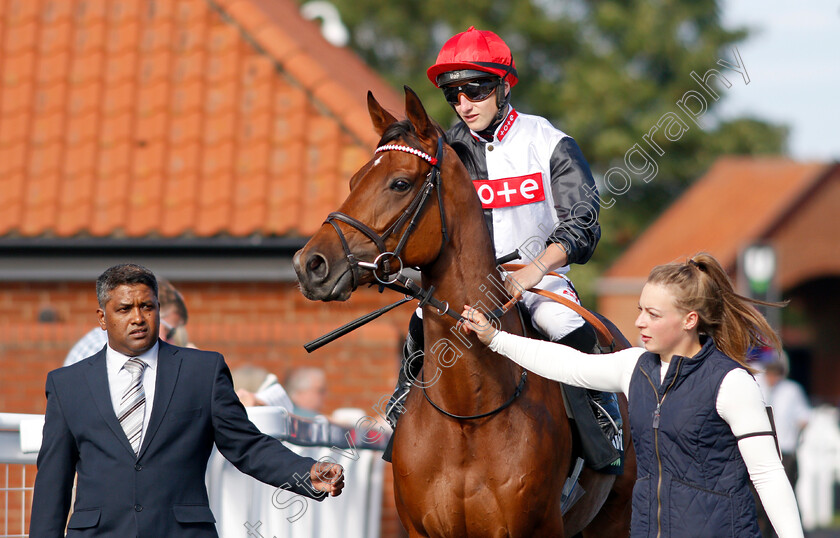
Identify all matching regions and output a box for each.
[293,248,353,301]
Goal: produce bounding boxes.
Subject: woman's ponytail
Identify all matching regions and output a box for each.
[647,253,786,369]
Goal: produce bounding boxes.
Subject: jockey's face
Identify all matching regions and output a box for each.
[448,80,510,132]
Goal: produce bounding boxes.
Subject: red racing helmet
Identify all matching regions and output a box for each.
[427,27,519,88]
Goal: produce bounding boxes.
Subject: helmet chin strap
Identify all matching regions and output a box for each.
[492,77,511,123]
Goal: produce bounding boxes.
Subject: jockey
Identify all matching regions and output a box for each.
[386,27,623,472]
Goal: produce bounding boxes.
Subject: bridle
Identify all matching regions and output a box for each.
[316,135,528,421]
[324,137,448,292]
[321,136,505,323]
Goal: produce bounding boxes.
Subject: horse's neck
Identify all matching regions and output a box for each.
[419,208,522,404]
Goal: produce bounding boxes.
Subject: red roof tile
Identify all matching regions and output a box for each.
[604,157,829,279]
[0,0,401,240]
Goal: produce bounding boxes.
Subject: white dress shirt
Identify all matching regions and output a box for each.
[105,341,159,449]
[64,327,108,366]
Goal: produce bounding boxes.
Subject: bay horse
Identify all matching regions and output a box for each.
[294,87,635,536]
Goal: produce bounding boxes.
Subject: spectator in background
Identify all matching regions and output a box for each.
[760,360,811,487]
[64,278,188,366]
[165,324,194,348]
[754,359,811,538]
[284,367,327,418]
[232,364,294,410]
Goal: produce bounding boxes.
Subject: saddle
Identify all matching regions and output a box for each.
[518,305,624,476]
[497,264,625,476]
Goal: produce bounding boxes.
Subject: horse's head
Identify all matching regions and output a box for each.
[295,87,466,301]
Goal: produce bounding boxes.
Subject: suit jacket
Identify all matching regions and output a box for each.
[30,341,323,537]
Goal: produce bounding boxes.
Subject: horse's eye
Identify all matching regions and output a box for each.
[390,179,411,192]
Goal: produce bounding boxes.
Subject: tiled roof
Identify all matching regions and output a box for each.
[604,157,829,278]
[0,0,402,239]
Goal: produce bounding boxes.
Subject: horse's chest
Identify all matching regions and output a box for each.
[396,442,553,533]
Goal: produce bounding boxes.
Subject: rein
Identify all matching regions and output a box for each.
[501,264,616,351]
[303,252,521,354]
[422,369,528,421]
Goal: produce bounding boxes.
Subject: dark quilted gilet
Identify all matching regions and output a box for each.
[628,337,761,538]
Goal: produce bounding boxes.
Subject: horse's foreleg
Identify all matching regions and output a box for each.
[580,459,633,537]
[394,493,429,537]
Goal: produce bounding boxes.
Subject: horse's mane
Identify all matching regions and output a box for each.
[377,119,446,150]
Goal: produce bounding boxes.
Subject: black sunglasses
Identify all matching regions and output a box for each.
[161,319,179,341]
[441,79,499,105]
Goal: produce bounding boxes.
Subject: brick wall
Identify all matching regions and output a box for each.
[0,280,411,537]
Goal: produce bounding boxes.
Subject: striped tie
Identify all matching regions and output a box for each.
[118,358,146,456]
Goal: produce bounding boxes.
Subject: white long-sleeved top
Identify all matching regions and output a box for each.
[489,330,804,538]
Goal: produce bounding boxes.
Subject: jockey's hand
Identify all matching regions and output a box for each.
[460,306,499,345]
[503,244,569,298]
[310,461,345,497]
[504,262,546,299]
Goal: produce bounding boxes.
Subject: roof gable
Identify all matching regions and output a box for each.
[604,157,829,279]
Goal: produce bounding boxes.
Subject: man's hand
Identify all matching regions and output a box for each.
[310,461,345,497]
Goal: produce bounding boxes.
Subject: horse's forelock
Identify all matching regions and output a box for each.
[378,119,418,148]
[377,119,446,152]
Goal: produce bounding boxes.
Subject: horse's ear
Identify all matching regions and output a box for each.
[404,86,438,143]
[368,91,398,136]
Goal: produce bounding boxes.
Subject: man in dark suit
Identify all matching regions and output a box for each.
[31,264,343,537]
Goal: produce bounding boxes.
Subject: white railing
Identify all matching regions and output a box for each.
[0,410,389,538]
[0,413,40,538]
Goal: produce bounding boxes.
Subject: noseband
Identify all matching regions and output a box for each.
[325,137,448,290]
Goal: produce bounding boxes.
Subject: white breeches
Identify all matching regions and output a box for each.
[517,274,585,341]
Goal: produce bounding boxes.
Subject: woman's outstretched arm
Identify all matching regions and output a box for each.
[461,306,642,394]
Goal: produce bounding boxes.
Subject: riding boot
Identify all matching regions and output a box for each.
[558,323,624,473]
[589,390,624,456]
[383,313,424,463]
[557,324,623,439]
[384,349,417,429]
[385,311,424,429]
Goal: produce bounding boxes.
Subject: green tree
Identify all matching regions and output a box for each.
[308,0,788,302]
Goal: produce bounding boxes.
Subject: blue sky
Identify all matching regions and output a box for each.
[718,0,840,161]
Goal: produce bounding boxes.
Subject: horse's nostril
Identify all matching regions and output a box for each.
[307,253,328,280]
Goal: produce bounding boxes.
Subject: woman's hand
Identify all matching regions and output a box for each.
[460,306,499,345]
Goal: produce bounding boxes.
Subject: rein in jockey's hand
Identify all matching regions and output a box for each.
[503,243,569,298]
[460,306,499,345]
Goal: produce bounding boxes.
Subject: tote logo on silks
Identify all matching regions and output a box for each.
[472,172,545,209]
